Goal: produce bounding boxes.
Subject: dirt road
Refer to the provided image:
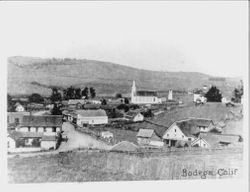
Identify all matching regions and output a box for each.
[59,122,112,151]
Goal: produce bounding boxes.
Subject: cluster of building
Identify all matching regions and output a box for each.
[135,117,242,149]
[7,113,62,153]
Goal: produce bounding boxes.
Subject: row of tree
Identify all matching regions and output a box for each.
[50,86,96,102]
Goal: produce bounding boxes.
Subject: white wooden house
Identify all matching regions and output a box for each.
[75,109,108,126]
[16,115,62,133]
[191,137,210,148]
[124,111,144,122]
[162,118,213,147]
[162,120,198,147]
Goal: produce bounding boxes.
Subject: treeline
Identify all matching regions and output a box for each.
[50,86,96,102]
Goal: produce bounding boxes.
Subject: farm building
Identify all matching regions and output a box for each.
[162,118,214,147]
[124,111,144,122]
[111,141,138,152]
[7,131,58,152]
[191,137,210,148]
[131,81,164,104]
[162,119,198,147]
[7,111,30,125]
[189,118,214,132]
[75,109,108,126]
[41,134,57,150]
[136,129,163,147]
[15,115,62,133]
[198,132,242,148]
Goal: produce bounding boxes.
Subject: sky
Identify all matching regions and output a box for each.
[0,1,248,77]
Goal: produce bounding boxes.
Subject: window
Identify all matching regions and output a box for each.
[167,134,169,137]
[175,129,176,132]
[15,118,19,124]
[188,138,192,141]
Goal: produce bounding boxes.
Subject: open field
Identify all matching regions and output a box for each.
[8,147,243,183]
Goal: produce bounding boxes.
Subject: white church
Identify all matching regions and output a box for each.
[130,81,164,104]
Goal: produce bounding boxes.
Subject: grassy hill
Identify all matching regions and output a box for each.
[7,56,241,97]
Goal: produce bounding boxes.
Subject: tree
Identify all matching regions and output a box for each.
[101,98,107,105]
[115,93,122,98]
[231,83,243,103]
[81,87,89,99]
[51,104,62,115]
[75,88,82,99]
[124,98,129,104]
[89,87,96,98]
[50,88,62,103]
[205,86,222,102]
[28,93,44,103]
[7,94,15,112]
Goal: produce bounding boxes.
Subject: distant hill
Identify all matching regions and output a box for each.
[7,56,241,98]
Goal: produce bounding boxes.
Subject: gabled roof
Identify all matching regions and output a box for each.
[111,141,138,152]
[176,120,200,137]
[191,137,210,147]
[8,131,43,140]
[21,115,62,127]
[75,109,107,117]
[189,118,213,127]
[198,132,241,147]
[137,129,154,138]
[125,111,142,118]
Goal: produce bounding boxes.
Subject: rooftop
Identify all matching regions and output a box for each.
[111,141,138,152]
[75,109,107,117]
[137,129,154,138]
[9,131,43,140]
[21,115,62,127]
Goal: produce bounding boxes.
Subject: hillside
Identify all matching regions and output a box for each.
[7,56,241,97]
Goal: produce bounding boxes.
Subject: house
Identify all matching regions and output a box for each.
[198,132,242,148]
[7,112,30,125]
[111,141,138,152]
[136,129,163,146]
[68,99,86,109]
[131,81,163,104]
[189,118,214,132]
[193,90,207,103]
[7,131,58,153]
[100,131,113,139]
[15,102,25,112]
[16,115,62,133]
[162,119,199,147]
[75,109,108,126]
[124,111,144,122]
[191,137,210,148]
[41,134,57,150]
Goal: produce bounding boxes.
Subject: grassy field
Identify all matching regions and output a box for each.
[8,148,243,183]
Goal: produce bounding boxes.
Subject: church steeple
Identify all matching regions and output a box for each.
[131,80,136,103]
